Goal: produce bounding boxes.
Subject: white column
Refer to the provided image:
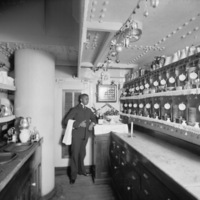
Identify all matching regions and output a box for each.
[14,49,55,196]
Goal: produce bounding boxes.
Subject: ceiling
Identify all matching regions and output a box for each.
[0,0,200,76]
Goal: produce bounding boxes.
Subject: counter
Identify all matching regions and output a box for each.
[113,131,200,199]
[0,140,42,192]
[94,123,128,135]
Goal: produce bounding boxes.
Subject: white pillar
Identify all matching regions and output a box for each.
[14,49,55,196]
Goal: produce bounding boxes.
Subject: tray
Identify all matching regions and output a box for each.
[3,142,33,152]
[0,152,17,164]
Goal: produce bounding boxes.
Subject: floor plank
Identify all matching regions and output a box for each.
[49,175,117,200]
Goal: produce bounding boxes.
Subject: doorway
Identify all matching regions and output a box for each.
[61,90,81,158]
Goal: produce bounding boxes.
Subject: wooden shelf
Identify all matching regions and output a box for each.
[120,113,200,146]
[0,83,16,91]
[123,52,200,86]
[120,88,200,100]
[0,115,15,123]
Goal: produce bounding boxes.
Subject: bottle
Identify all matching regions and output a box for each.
[33,127,40,142]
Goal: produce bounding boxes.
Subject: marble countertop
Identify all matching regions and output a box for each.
[114,131,200,200]
[94,123,128,135]
[0,141,41,192]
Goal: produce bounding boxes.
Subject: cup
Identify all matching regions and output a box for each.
[164,56,172,66]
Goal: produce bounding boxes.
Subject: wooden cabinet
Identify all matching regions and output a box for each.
[93,133,110,184]
[109,133,197,200]
[0,143,41,200]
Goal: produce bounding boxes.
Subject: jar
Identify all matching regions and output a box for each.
[152,72,159,93]
[135,81,140,94]
[124,102,128,113]
[152,97,160,119]
[187,65,198,88]
[130,84,135,96]
[128,101,133,114]
[144,101,151,117]
[166,68,176,90]
[159,70,167,92]
[123,86,128,97]
[178,102,187,123]
[127,85,132,96]
[163,102,171,120]
[188,107,196,126]
[177,65,187,89]
[139,78,145,94]
[172,105,179,122]
[138,101,144,116]
[132,101,138,115]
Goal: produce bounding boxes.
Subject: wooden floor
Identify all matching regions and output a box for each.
[49,175,118,200]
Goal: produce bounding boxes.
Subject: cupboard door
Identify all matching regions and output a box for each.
[93,134,110,183]
[140,164,179,200]
[31,163,41,200]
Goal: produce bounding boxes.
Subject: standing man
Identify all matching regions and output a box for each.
[64,94,96,184]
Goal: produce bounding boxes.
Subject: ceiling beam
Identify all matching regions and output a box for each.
[77,0,89,78]
[93,32,115,68]
[86,21,122,32]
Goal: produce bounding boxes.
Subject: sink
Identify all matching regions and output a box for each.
[0,152,17,164]
[3,142,33,152]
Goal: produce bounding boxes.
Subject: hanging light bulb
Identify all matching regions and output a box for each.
[150,0,159,8]
[111,51,117,57]
[144,10,149,17]
[115,44,123,52]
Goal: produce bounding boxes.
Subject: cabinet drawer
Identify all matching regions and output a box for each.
[140,182,155,200]
[140,165,178,200]
[110,159,120,176]
[126,169,140,191]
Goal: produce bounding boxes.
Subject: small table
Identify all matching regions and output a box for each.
[93,123,128,184]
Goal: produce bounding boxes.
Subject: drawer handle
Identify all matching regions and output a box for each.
[132,162,137,166]
[143,173,149,179]
[131,175,136,180]
[144,189,149,195]
[127,186,131,190]
[31,183,36,187]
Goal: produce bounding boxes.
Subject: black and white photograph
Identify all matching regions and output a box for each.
[0,0,200,199]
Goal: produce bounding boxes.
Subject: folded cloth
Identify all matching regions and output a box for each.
[62,119,75,145]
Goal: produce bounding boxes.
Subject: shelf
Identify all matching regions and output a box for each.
[0,115,15,123]
[0,83,16,91]
[120,113,200,146]
[120,88,200,100]
[124,52,200,86]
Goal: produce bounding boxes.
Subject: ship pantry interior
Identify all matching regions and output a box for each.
[0,0,200,200]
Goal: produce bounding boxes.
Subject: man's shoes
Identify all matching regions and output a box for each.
[70,179,76,184]
[78,172,90,176]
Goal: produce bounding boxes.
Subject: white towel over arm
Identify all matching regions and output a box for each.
[62,119,75,145]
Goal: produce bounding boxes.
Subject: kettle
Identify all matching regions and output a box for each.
[20,117,31,129]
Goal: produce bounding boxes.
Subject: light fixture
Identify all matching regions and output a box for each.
[107,20,142,63]
[150,0,159,8]
[93,0,159,71]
